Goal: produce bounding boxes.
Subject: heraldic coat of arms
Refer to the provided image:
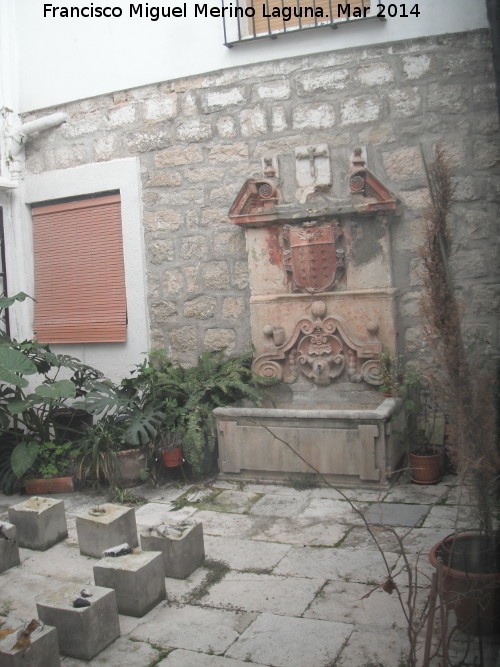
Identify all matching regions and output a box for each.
[281,220,345,294]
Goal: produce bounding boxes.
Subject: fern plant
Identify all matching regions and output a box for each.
[135,349,264,475]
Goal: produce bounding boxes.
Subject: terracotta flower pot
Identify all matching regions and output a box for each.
[162,446,183,468]
[429,533,500,636]
[24,476,74,494]
[409,449,442,484]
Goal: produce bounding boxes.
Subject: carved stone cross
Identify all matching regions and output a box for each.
[296,145,329,177]
[294,144,332,200]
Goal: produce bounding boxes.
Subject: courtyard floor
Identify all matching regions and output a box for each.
[1,473,499,666]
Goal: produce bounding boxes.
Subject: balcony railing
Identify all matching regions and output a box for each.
[222,0,379,47]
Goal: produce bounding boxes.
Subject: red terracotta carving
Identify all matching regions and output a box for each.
[281,220,345,293]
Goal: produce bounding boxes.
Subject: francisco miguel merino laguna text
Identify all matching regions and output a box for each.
[43,3,366,21]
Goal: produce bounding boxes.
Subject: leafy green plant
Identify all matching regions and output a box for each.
[75,417,125,486]
[27,440,80,479]
[404,377,445,455]
[377,349,421,398]
[136,349,264,476]
[75,377,165,447]
[0,338,104,482]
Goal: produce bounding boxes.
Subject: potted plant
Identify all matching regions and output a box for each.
[405,377,445,484]
[377,349,421,398]
[419,146,499,636]
[75,372,166,487]
[134,348,263,477]
[0,339,79,485]
[159,430,184,468]
[23,440,80,494]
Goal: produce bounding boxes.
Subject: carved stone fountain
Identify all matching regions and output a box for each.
[214,148,405,485]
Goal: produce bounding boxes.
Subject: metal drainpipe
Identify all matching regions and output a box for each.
[8,112,68,157]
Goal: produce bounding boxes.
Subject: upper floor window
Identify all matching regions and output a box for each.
[223,0,374,46]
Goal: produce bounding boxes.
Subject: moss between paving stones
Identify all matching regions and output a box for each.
[184,559,230,604]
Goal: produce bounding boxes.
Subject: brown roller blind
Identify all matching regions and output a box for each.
[32,193,127,343]
[250,0,371,34]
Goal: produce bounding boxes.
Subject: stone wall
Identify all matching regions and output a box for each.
[23,29,499,365]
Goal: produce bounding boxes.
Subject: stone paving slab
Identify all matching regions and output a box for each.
[364,502,430,527]
[208,489,261,512]
[393,526,454,554]
[192,510,265,539]
[297,497,367,524]
[200,571,322,616]
[304,579,412,629]
[244,483,313,498]
[225,612,352,667]
[384,482,450,505]
[0,570,66,619]
[131,605,257,654]
[204,535,291,571]
[116,600,169,636]
[248,494,310,518]
[339,525,402,552]
[250,517,349,547]
[421,504,477,530]
[18,542,95,582]
[158,649,268,666]
[60,637,160,666]
[309,486,391,502]
[275,546,399,585]
[164,566,213,604]
[335,627,409,667]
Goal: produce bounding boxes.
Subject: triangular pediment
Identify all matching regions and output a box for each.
[229,178,279,227]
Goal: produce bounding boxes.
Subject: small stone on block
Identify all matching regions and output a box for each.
[75,504,138,558]
[0,616,60,667]
[8,497,67,551]
[140,521,205,579]
[36,583,120,661]
[0,521,20,573]
[93,550,166,617]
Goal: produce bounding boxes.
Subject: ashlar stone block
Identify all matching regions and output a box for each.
[140,521,205,579]
[93,550,166,617]
[75,504,138,558]
[36,583,120,661]
[0,617,60,667]
[8,497,67,551]
[0,522,20,573]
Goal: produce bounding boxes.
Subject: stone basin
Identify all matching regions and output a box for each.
[214,397,405,487]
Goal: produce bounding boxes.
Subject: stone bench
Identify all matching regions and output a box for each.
[36,583,120,661]
[75,504,138,558]
[0,521,20,573]
[93,550,166,617]
[8,497,67,551]
[0,617,60,667]
[140,520,204,579]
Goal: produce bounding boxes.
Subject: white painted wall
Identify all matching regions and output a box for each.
[11,0,489,112]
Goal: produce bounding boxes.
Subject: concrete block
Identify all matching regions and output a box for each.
[0,618,60,667]
[36,583,120,660]
[140,521,205,579]
[8,498,67,551]
[75,504,138,558]
[93,550,166,617]
[0,522,20,573]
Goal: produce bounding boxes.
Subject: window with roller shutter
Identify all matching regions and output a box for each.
[31,192,127,344]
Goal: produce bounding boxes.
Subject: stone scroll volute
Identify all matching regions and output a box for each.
[253,300,383,387]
